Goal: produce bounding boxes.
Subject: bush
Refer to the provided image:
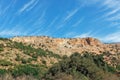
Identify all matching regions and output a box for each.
[116,65,120,70]
[0,38,8,41]
[45,52,119,80]
[0,44,4,52]
[0,60,12,66]
[0,48,3,52]
[42,60,46,65]
[15,54,21,61]
[21,59,27,64]
[12,64,47,79]
[0,69,7,75]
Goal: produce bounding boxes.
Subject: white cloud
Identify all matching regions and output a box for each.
[18,0,36,13]
[104,7,120,17]
[100,31,120,42]
[0,29,26,37]
[0,0,15,16]
[102,0,119,9]
[47,16,59,28]
[74,32,93,38]
[88,0,120,29]
[101,0,120,21]
[56,8,80,29]
[63,32,77,37]
[64,8,79,21]
[72,18,83,27]
[32,10,46,28]
[26,0,39,11]
[78,0,101,6]
[0,30,20,36]
[0,25,29,37]
[106,14,120,21]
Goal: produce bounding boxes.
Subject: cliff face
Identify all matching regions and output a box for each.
[11,36,120,56]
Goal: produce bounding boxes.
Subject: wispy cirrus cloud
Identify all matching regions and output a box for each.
[100,31,120,42]
[106,14,120,21]
[77,0,101,7]
[72,18,84,27]
[32,11,46,26]
[100,0,120,30]
[74,32,93,38]
[63,32,77,37]
[87,0,120,30]
[18,0,37,13]
[30,12,46,35]
[47,16,59,28]
[0,0,15,16]
[26,0,39,11]
[0,26,28,37]
[100,0,120,20]
[64,8,79,21]
[103,7,120,18]
[102,0,119,9]
[56,8,80,29]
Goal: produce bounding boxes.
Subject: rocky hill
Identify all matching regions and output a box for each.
[11,36,120,56]
[0,37,119,80]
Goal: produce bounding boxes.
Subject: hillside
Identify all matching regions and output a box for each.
[0,37,119,80]
[11,36,120,56]
[10,36,120,67]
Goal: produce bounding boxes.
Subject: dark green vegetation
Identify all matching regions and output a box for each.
[0,64,47,79]
[0,53,119,80]
[0,60,12,66]
[45,53,120,80]
[11,64,47,79]
[0,38,120,80]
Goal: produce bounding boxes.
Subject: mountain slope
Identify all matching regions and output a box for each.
[11,36,120,56]
[0,37,119,80]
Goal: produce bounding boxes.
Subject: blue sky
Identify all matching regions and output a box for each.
[0,0,120,42]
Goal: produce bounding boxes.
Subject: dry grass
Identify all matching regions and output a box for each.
[0,74,37,80]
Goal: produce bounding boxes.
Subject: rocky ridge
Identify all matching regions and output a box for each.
[11,36,120,56]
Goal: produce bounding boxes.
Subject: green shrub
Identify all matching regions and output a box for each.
[0,44,4,52]
[21,59,27,64]
[0,60,12,66]
[0,69,7,75]
[0,48,3,52]
[42,60,46,65]
[12,64,47,78]
[107,66,116,73]
[0,38,8,41]
[45,52,119,80]
[15,54,21,61]
[116,65,120,70]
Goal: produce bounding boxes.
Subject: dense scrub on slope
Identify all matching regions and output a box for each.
[0,64,47,79]
[45,53,120,80]
[0,52,119,80]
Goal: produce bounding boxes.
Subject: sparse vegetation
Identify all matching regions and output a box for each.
[0,38,119,80]
[13,42,61,59]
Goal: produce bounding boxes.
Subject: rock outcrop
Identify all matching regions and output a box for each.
[11,36,120,56]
